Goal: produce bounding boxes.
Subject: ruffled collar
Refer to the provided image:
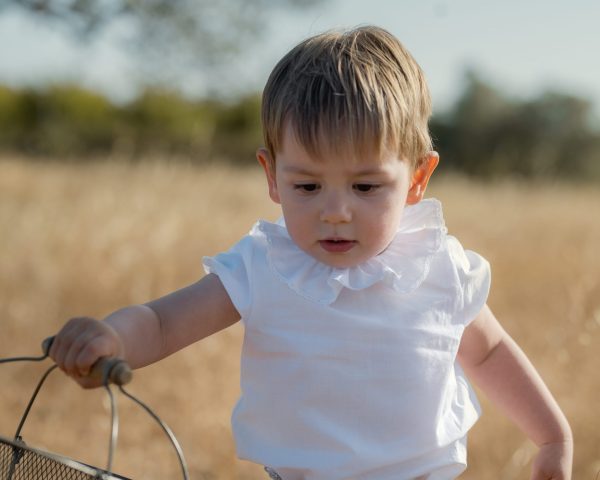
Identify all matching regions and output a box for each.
[255,198,447,305]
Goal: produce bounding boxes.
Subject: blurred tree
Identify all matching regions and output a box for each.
[211,94,262,162]
[432,71,513,177]
[1,0,327,93]
[0,84,264,162]
[119,88,218,157]
[431,70,600,180]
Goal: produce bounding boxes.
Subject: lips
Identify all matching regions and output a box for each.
[319,239,357,253]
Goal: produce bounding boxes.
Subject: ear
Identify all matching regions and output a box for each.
[256,147,281,204]
[406,152,439,205]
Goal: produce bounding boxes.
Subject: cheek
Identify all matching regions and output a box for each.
[280,201,311,241]
[361,198,405,241]
[370,217,399,247]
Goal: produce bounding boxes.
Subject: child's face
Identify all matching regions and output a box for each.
[258,126,438,269]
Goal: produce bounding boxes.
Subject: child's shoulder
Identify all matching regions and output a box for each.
[436,234,491,325]
[443,235,490,282]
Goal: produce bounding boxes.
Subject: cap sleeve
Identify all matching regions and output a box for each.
[447,236,491,326]
[202,234,255,319]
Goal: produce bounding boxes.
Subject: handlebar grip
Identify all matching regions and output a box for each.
[41,336,133,386]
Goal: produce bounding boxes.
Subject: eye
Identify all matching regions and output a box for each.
[353,183,380,193]
[294,183,320,193]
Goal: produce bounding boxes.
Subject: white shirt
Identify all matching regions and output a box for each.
[203,199,490,479]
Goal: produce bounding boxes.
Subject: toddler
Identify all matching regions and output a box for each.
[49,26,572,479]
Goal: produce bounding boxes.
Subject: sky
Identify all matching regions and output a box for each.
[1,0,599,117]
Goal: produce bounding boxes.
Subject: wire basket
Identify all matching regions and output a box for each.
[0,435,129,480]
[0,338,189,480]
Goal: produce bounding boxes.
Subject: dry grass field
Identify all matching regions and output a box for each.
[0,157,598,479]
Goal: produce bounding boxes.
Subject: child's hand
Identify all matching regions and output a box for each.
[49,317,124,389]
[530,440,573,480]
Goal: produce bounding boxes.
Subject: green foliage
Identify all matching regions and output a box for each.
[119,89,218,157]
[0,85,117,156]
[1,73,599,180]
[430,72,600,180]
[211,96,262,161]
[0,85,263,163]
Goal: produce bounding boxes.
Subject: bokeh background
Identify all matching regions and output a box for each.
[1,1,598,479]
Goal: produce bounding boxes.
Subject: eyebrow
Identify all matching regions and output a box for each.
[281,165,387,176]
[281,166,316,175]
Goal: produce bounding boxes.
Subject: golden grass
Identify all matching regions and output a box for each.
[0,157,598,479]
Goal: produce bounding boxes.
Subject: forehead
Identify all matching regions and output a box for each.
[277,122,396,167]
[277,124,408,174]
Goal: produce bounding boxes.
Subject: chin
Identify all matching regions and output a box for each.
[319,255,363,269]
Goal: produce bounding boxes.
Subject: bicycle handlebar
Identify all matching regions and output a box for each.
[41,337,133,386]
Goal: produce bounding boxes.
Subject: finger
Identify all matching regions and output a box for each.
[70,371,105,390]
[63,331,105,376]
[530,467,555,480]
[50,317,86,371]
[50,317,98,372]
[74,334,117,377]
[48,318,77,367]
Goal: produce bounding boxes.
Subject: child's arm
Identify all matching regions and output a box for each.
[49,273,239,388]
[457,304,573,480]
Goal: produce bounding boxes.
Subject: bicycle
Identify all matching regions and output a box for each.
[0,338,190,480]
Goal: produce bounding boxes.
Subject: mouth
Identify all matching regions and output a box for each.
[319,238,357,253]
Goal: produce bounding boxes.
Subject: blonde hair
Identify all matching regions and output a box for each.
[261,25,433,167]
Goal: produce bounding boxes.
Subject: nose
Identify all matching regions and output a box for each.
[320,191,352,224]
